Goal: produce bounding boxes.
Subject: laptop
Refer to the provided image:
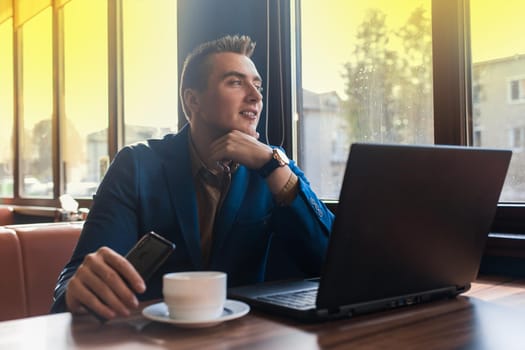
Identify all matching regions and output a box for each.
[229,143,512,322]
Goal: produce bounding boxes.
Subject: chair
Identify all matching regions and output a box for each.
[11,223,82,316]
[0,227,27,320]
[0,206,14,226]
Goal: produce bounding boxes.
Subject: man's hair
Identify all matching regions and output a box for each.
[179,35,256,119]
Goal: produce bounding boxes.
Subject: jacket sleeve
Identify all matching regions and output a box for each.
[51,146,142,313]
[266,160,334,280]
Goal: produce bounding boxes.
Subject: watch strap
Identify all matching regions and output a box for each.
[257,148,287,178]
[257,155,281,178]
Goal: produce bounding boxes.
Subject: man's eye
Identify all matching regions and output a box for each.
[229,80,242,86]
[256,86,264,93]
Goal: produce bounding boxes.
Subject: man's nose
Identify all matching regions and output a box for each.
[246,84,263,102]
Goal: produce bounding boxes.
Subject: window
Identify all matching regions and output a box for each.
[122,0,178,146]
[473,129,482,147]
[472,84,481,104]
[19,7,54,198]
[508,77,525,103]
[0,0,179,206]
[0,17,14,198]
[470,0,525,202]
[510,127,524,150]
[2,0,525,243]
[61,0,108,198]
[299,0,433,199]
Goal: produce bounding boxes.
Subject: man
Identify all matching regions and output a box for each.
[51,35,334,320]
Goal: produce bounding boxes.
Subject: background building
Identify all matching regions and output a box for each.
[473,54,525,201]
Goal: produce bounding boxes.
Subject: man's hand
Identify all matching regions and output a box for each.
[208,129,294,195]
[65,247,146,320]
[208,129,273,170]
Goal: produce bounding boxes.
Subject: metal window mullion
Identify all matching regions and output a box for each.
[267,0,294,153]
[431,0,470,145]
[12,18,21,201]
[291,0,302,165]
[52,4,64,200]
[108,0,124,160]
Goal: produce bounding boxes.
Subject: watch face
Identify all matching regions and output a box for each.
[274,148,290,166]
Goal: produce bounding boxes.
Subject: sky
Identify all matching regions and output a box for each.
[469,0,525,62]
[300,0,525,97]
[3,0,525,133]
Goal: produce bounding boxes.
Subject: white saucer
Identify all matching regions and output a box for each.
[142,299,250,328]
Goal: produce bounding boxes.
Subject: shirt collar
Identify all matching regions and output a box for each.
[187,132,239,179]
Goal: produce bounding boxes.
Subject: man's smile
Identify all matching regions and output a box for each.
[240,110,258,119]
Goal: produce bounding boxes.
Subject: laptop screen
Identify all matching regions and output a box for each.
[317,143,511,309]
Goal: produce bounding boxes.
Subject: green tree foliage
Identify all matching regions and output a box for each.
[342,6,432,144]
[396,6,433,144]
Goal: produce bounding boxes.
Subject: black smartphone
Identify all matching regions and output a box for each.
[125,231,176,282]
[84,231,175,323]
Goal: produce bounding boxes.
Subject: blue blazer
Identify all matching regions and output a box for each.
[52,125,334,312]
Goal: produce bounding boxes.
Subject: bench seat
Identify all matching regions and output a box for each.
[0,222,82,321]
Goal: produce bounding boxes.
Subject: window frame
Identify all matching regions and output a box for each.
[293,0,525,257]
[1,0,525,250]
[507,76,525,104]
[2,0,125,210]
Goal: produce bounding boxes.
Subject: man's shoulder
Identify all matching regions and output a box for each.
[123,128,189,157]
[126,135,171,152]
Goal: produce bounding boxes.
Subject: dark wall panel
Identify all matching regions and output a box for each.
[177,0,269,132]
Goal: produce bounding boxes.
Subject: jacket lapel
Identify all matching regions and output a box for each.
[211,165,249,256]
[160,126,202,268]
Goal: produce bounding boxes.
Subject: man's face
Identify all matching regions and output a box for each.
[190,52,263,138]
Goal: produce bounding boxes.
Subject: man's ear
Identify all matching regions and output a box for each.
[183,89,201,114]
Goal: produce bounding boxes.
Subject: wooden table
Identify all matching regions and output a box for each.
[1,275,525,349]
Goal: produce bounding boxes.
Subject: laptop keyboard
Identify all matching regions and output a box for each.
[256,288,318,310]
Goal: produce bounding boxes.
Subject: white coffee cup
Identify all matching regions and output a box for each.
[162,271,227,321]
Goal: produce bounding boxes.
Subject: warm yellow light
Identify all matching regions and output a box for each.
[301,0,430,96]
[470,0,525,62]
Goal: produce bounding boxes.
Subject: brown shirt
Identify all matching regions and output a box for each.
[188,136,299,265]
[188,136,235,266]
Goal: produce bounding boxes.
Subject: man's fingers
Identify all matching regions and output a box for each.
[65,246,145,320]
[209,130,271,169]
[66,274,117,319]
[99,247,146,293]
[90,248,144,306]
[74,258,133,317]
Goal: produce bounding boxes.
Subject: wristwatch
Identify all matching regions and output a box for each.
[257,148,290,178]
